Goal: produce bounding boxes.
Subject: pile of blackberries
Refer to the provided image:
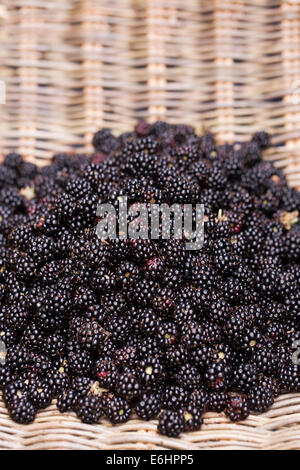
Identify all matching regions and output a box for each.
[0,120,299,437]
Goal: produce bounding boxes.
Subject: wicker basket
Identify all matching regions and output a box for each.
[0,0,299,450]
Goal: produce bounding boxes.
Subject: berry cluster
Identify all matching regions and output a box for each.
[0,121,299,437]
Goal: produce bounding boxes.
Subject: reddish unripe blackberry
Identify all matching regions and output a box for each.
[225,395,250,422]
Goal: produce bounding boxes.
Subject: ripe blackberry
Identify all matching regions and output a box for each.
[137,356,165,385]
[157,322,179,347]
[75,320,101,351]
[57,388,78,413]
[232,362,259,392]
[113,346,137,369]
[279,364,300,392]
[158,410,185,437]
[0,365,13,389]
[182,404,203,432]
[225,395,250,422]
[189,389,207,412]
[68,349,92,376]
[248,385,274,413]
[106,396,131,424]
[93,128,119,155]
[94,359,119,389]
[204,362,232,392]
[29,379,53,409]
[3,379,28,406]
[75,395,104,424]
[175,363,202,391]
[162,385,189,411]
[207,392,227,413]
[115,370,141,402]
[135,393,161,421]
[8,397,36,424]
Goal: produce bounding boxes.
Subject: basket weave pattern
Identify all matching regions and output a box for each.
[0,0,299,450]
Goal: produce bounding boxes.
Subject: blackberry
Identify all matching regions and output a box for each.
[182,404,203,432]
[137,356,165,385]
[29,379,53,409]
[57,388,78,413]
[248,385,274,413]
[204,362,232,392]
[113,346,137,369]
[158,410,185,437]
[162,385,189,411]
[8,397,36,424]
[115,370,141,402]
[75,395,104,424]
[207,392,227,413]
[189,389,207,412]
[68,349,92,376]
[94,359,119,389]
[135,393,161,421]
[225,395,250,422]
[106,396,131,424]
[232,363,259,392]
[279,364,300,392]
[175,363,202,391]
[75,320,101,351]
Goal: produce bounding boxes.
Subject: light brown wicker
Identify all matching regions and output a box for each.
[0,0,299,451]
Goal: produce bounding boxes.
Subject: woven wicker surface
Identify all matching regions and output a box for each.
[0,394,300,450]
[0,0,299,451]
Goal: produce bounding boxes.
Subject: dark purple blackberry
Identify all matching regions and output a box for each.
[204,362,232,392]
[162,385,189,411]
[252,131,270,149]
[75,320,101,351]
[113,346,137,369]
[135,393,161,421]
[3,379,28,406]
[232,362,259,392]
[115,370,141,402]
[106,396,131,424]
[279,364,300,393]
[225,395,250,422]
[137,356,165,385]
[8,397,36,424]
[94,358,119,389]
[0,364,13,389]
[68,349,92,376]
[29,378,53,409]
[182,404,203,432]
[158,410,185,437]
[248,385,274,413]
[189,389,207,412]
[75,395,104,424]
[157,322,179,347]
[175,363,202,391]
[57,388,78,413]
[207,392,227,413]
[93,128,119,155]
